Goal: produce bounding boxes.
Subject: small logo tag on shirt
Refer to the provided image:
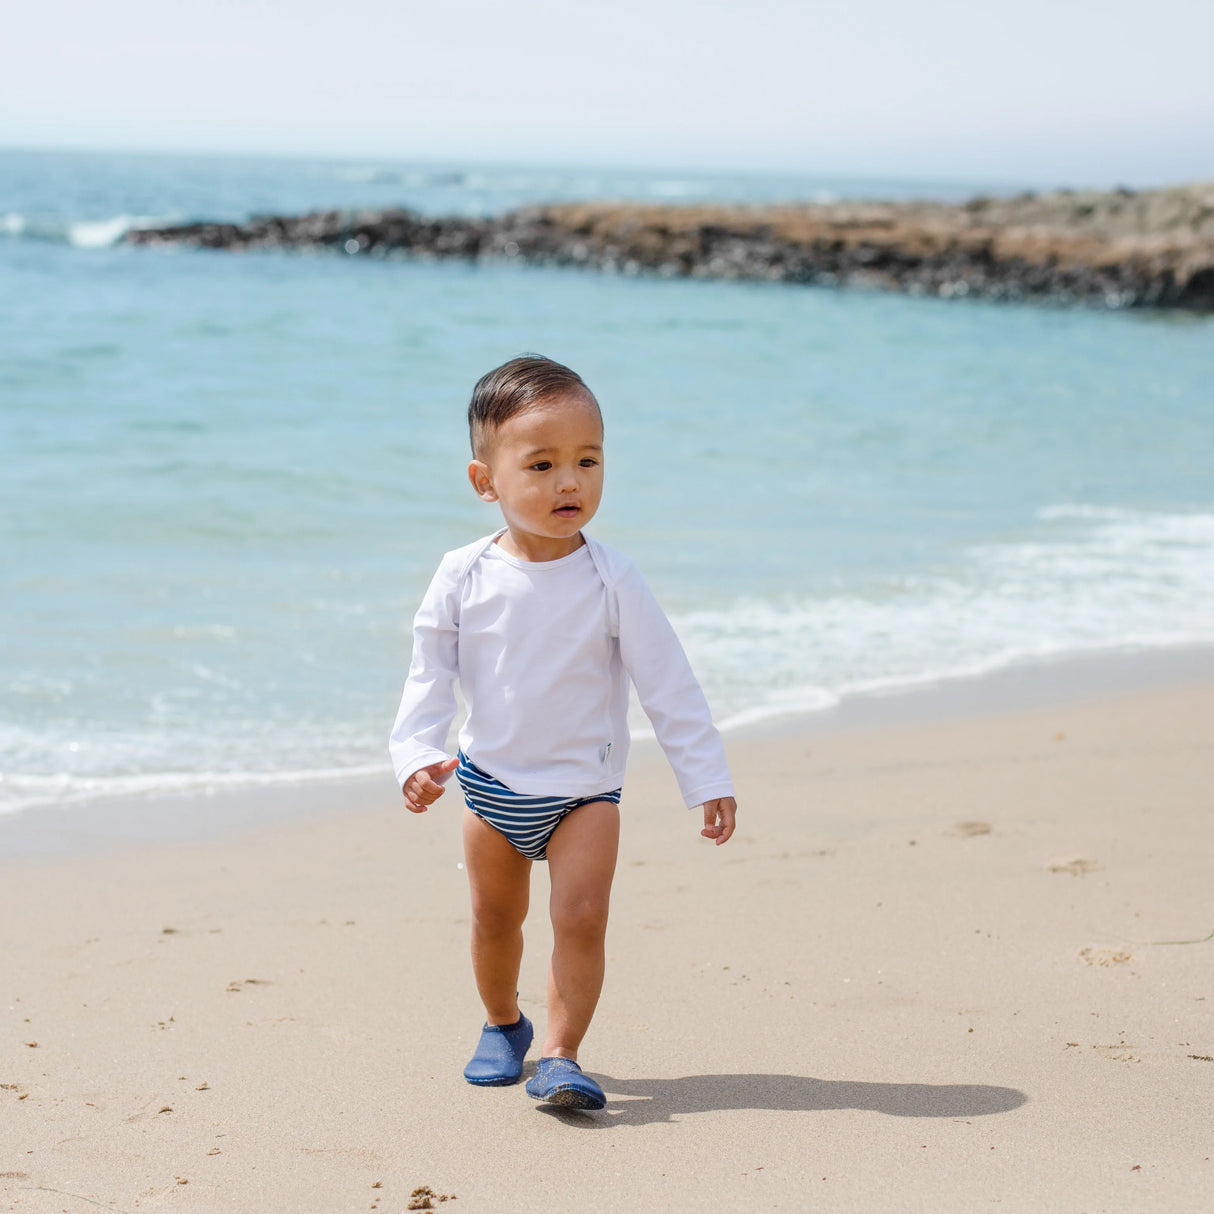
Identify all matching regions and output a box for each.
[601,741,613,763]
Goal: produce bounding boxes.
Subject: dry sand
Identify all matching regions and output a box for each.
[2,677,1212,1212]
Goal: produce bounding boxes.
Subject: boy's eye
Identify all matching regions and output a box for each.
[529,461,552,471]
[579,458,599,467]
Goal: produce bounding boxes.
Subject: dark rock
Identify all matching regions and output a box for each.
[124,181,1214,311]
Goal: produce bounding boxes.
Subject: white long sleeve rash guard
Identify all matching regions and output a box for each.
[389,532,735,809]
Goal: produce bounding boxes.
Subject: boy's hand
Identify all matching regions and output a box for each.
[402,757,459,814]
[701,797,737,845]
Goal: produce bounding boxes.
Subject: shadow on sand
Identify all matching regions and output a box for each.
[536,1071,1027,1127]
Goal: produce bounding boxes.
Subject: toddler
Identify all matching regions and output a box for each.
[389,354,737,1110]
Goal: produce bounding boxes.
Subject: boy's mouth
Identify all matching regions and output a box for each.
[554,504,581,518]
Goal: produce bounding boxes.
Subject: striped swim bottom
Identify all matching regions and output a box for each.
[455,751,622,861]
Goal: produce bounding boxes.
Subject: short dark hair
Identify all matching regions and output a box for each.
[468,354,599,456]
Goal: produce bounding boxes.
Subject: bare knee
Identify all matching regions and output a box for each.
[551,892,610,943]
[471,892,527,939]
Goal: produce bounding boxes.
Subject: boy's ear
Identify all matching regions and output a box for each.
[467,460,498,502]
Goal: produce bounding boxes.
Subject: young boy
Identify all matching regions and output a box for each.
[389,354,737,1111]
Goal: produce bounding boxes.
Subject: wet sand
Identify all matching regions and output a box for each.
[2,673,1212,1212]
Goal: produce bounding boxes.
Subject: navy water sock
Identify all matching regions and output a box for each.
[524,1056,606,1110]
[463,1014,534,1086]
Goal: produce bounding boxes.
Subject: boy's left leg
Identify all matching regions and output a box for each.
[541,799,620,1060]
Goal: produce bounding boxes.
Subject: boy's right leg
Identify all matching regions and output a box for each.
[461,807,532,1026]
[461,808,534,1084]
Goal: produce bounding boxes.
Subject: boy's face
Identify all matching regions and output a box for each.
[468,391,604,561]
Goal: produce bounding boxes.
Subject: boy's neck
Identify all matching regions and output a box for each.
[495,528,586,563]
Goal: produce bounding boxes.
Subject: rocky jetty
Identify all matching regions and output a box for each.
[126,181,1214,309]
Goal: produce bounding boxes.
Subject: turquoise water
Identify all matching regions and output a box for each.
[2,149,1212,812]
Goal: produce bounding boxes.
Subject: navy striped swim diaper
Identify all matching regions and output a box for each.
[455,751,622,861]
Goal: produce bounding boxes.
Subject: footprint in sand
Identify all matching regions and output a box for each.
[225,978,273,993]
[1048,857,1101,876]
[951,821,993,838]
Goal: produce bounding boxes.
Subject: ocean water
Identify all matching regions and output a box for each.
[2,148,1212,815]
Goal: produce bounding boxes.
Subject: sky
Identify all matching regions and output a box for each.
[3,0,1213,189]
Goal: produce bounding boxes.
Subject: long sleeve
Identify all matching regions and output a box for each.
[388,557,461,788]
[614,563,735,809]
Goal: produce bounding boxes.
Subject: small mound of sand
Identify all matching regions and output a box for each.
[1079,947,1132,966]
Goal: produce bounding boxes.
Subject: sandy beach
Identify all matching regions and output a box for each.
[3,669,1212,1213]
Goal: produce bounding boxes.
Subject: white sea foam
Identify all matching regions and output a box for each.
[667,505,1214,733]
[68,215,141,249]
[0,763,387,817]
[1,212,168,248]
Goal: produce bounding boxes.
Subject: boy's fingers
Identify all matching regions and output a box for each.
[716,798,737,845]
[402,758,460,816]
[403,760,459,813]
[701,798,737,845]
[420,758,458,797]
[417,773,447,803]
[402,787,428,814]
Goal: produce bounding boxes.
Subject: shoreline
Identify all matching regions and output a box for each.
[125,180,1214,309]
[4,641,1212,864]
[730,640,1214,739]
